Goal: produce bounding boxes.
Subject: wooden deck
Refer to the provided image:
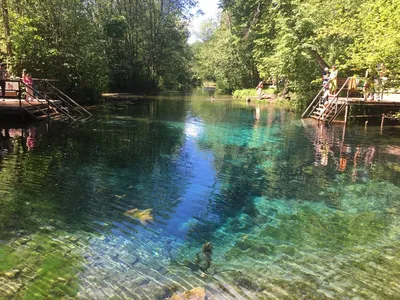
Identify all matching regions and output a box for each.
[303,77,400,124]
[339,97,400,107]
[0,98,62,110]
[0,98,63,123]
[0,99,42,110]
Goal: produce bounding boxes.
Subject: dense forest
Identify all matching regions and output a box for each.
[1,0,399,104]
[0,0,196,101]
[193,0,400,104]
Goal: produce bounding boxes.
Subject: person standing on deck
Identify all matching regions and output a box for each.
[256,81,264,100]
[0,64,9,101]
[329,65,338,95]
[22,69,34,101]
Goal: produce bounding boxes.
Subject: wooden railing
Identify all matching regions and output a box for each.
[5,78,92,122]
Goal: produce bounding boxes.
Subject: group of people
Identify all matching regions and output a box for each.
[362,64,387,101]
[322,64,387,102]
[0,63,34,101]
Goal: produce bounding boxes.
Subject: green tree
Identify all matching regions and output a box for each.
[193,14,257,93]
[0,0,197,102]
[195,0,400,105]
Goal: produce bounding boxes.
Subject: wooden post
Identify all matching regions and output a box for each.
[344,104,349,125]
[380,114,385,133]
[18,80,21,107]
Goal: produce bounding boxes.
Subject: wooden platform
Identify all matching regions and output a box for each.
[0,98,62,118]
[0,99,40,109]
[339,98,400,107]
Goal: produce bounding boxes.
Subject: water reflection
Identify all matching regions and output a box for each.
[0,125,45,159]
[0,98,399,299]
[301,119,386,182]
[0,128,13,155]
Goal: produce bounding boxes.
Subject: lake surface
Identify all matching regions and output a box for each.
[0,95,399,299]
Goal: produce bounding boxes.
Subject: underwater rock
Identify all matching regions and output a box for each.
[169,249,179,260]
[194,242,213,271]
[123,208,153,224]
[170,287,206,300]
[119,253,138,265]
[16,237,31,245]
[15,230,28,237]
[3,269,21,279]
[39,225,56,232]
[132,276,150,286]
[0,279,22,297]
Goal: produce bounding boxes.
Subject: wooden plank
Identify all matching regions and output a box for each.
[350,115,383,118]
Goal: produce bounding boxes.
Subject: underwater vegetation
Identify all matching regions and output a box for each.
[194,242,213,271]
[0,230,84,299]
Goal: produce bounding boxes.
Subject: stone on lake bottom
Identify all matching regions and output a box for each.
[170,287,206,300]
[3,269,21,279]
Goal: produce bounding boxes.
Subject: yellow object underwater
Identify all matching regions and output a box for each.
[123,208,153,224]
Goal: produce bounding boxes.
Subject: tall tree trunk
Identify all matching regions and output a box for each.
[1,0,13,57]
[306,48,329,70]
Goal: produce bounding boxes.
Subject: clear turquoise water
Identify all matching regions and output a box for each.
[0,96,399,299]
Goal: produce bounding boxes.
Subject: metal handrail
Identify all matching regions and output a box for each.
[16,78,91,122]
[44,80,92,118]
[20,81,77,121]
[317,77,350,121]
[301,82,329,118]
[44,84,87,118]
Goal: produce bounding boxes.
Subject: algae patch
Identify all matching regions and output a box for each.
[0,231,84,299]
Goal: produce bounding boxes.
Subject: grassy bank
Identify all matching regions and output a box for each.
[232,88,275,99]
[232,88,299,109]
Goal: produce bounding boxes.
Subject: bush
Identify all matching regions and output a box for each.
[233,88,275,99]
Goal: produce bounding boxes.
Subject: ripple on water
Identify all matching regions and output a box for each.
[0,100,399,299]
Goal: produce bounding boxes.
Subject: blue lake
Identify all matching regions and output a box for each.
[0,96,399,299]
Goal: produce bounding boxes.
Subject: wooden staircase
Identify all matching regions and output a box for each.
[24,103,69,122]
[302,78,350,124]
[310,98,347,122]
[21,79,92,123]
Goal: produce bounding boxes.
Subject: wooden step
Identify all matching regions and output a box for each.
[35,112,60,120]
[51,115,70,122]
[30,108,51,114]
[24,104,47,111]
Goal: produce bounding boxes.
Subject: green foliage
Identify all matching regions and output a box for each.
[232,88,275,99]
[0,0,196,102]
[93,0,195,92]
[0,233,82,299]
[192,14,257,93]
[105,16,128,39]
[195,0,400,106]
[4,0,108,103]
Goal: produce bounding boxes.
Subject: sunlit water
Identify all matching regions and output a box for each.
[0,95,399,299]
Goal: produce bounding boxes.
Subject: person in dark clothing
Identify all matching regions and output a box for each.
[322,67,330,88]
[0,64,8,100]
